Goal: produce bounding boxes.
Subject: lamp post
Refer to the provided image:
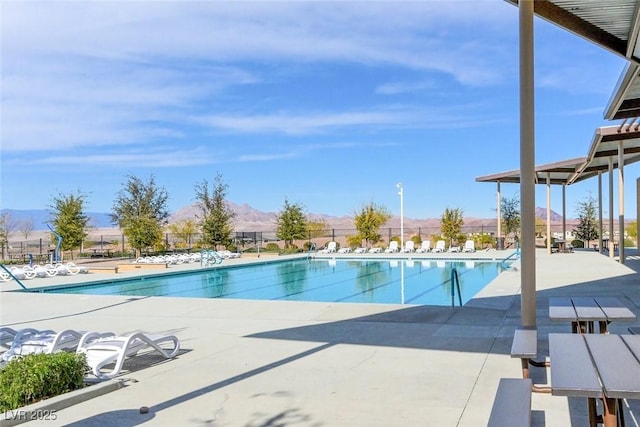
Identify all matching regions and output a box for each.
[397,183,404,250]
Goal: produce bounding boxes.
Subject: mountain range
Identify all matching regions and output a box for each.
[1,203,570,231]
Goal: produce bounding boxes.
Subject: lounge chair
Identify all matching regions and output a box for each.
[416,241,431,253]
[463,240,476,253]
[337,247,352,254]
[31,264,59,277]
[369,247,382,254]
[77,331,180,380]
[433,240,446,253]
[353,247,367,254]
[384,241,399,253]
[1,329,88,363]
[448,245,461,253]
[401,241,415,253]
[319,242,337,254]
[0,327,41,351]
[9,266,37,280]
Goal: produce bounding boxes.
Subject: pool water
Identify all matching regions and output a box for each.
[45,258,510,306]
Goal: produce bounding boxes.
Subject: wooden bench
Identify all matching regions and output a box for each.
[487,378,532,427]
[118,263,168,272]
[87,266,119,274]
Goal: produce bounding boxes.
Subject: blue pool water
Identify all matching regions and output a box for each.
[44,258,510,306]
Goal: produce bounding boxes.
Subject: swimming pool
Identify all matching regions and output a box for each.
[44,258,511,306]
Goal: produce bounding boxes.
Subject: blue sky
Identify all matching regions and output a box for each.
[1,1,632,220]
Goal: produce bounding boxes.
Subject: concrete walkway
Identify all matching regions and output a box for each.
[2,249,640,426]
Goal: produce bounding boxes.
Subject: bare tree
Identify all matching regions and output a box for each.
[0,212,17,260]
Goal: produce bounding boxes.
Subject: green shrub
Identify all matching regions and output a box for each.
[279,245,300,254]
[0,352,88,412]
[264,243,280,252]
[571,239,585,248]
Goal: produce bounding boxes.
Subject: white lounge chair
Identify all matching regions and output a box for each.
[337,247,352,254]
[31,264,59,277]
[448,245,461,253]
[319,242,337,254]
[9,266,37,280]
[369,247,382,254]
[353,247,367,254]
[1,329,88,363]
[433,240,446,253]
[77,331,180,380]
[401,241,415,253]
[0,327,41,351]
[463,240,476,253]
[416,241,431,253]
[384,241,399,253]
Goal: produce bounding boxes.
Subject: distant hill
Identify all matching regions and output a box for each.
[535,207,564,222]
[2,204,572,232]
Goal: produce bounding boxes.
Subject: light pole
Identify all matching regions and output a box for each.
[397,183,404,250]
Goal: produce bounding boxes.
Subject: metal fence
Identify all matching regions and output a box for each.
[2,224,500,262]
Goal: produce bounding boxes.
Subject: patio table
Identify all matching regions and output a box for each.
[549,333,640,427]
[549,297,636,333]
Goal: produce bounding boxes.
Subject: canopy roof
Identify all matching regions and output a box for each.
[572,125,640,183]
[605,62,640,120]
[475,126,640,186]
[504,0,640,64]
[475,157,586,185]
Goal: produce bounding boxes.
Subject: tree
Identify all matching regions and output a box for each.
[353,202,391,248]
[0,212,16,259]
[501,195,521,239]
[573,193,599,247]
[275,198,307,249]
[440,207,464,246]
[49,191,90,258]
[307,219,329,239]
[167,219,198,249]
[111,174,170,256]
[627,221,637,241]
[18,219,35,243]
[534,215,546,237]
[195,173,236,249]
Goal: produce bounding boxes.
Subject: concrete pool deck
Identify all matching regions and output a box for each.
[2,248,640,426]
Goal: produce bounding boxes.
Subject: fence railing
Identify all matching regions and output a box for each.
[1,225,501,262]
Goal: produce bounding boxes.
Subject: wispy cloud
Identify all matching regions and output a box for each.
[195,110,419,134]
[21,146,219,168]
[375,80,439,95]
[2,1,518,153]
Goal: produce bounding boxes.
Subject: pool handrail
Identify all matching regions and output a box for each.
[0,264,28,291]
[450,267,462,307]
[501,250,520,269]
[200,250,224,266]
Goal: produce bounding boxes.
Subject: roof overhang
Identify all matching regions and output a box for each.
[504,0,640,64]
[604,62,640,120]
[475,157,587,185]
[570,125,640,183]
